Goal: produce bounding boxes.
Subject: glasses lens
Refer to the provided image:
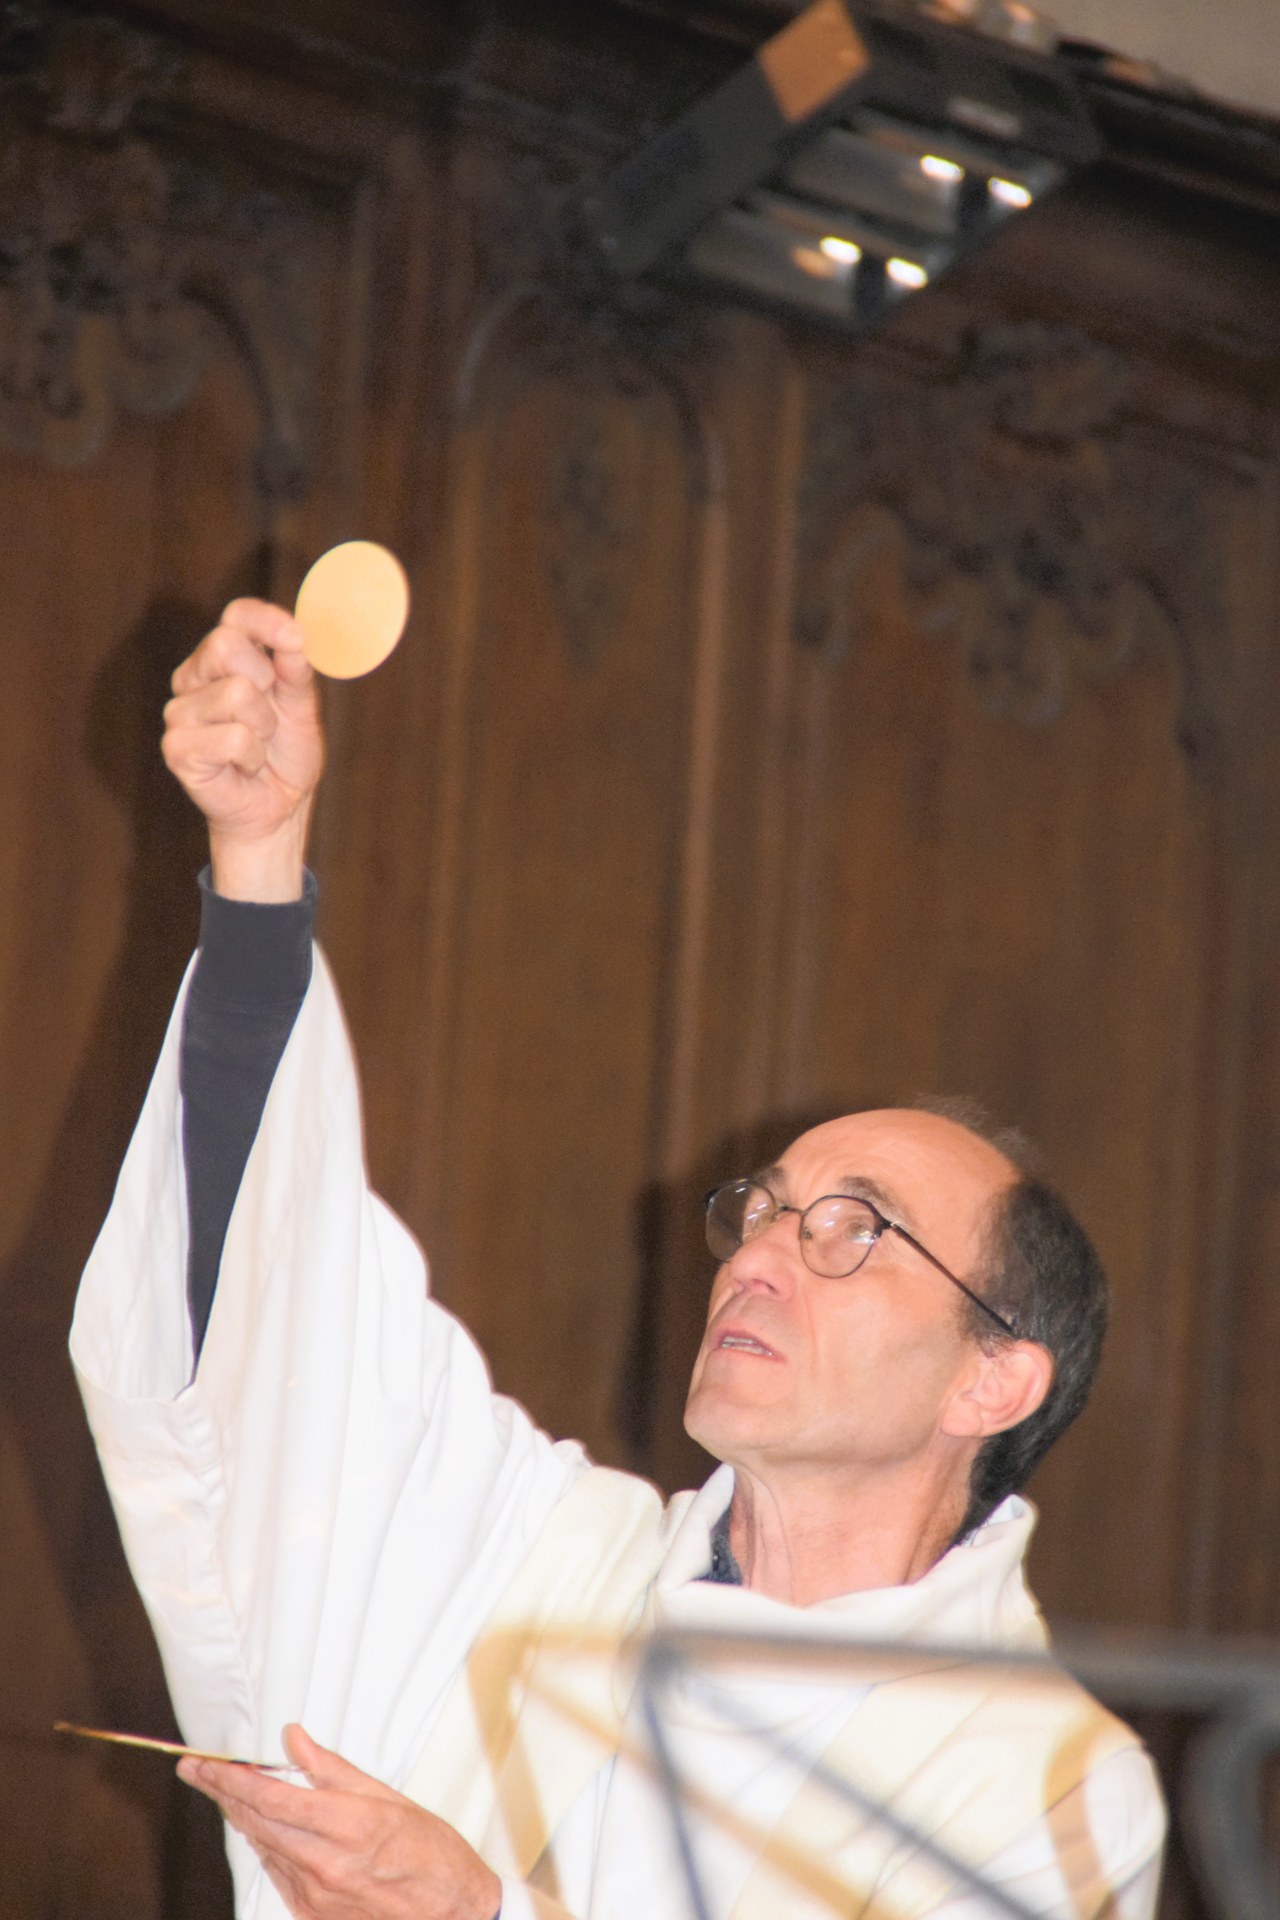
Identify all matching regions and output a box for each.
[800,1197,879,1276]
[705,1182,776,1263]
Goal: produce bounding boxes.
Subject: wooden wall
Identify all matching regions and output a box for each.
[2,1,1279,1912]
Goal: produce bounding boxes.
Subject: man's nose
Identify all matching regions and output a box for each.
[725,1212,803,1291]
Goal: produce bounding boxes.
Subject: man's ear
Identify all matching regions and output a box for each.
[943,1341,1055,1441]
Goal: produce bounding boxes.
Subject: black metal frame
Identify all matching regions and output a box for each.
[637,1623,1280,1920]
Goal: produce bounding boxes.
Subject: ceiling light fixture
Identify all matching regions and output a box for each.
[576,0,1098,335]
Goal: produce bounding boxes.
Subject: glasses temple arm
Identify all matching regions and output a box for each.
[889,1224,1017,1339]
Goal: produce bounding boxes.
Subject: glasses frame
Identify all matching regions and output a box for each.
[703,1179,1018,1339]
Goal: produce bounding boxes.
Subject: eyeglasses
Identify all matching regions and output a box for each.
[703,1180,1017,1338]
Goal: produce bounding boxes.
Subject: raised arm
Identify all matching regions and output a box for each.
[162,601,323,1351]
[72,597,590,1920]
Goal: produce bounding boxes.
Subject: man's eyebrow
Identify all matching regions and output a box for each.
[833,1175,915,1228]
[753,1166,916,1229]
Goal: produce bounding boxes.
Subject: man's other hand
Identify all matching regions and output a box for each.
[163,598,324,901]
[178,1724,502,1920]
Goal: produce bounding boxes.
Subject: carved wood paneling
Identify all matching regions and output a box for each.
[0,6,334,494]
[2,4,1280,1915]
[796,322,1236,759]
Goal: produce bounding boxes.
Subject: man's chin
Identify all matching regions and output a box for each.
[684,1380,782,1461]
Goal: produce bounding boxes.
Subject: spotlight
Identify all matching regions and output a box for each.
[575,0,1097,335]
[687,188,949,324]
[989,175,1035,209]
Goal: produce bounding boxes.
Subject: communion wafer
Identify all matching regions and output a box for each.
[294,540,410,679]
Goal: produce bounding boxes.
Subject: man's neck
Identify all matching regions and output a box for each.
[726,1461,970,1606]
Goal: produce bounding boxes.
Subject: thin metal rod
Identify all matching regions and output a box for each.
[678,1670,1044,1920]
[637,1625,1280,1920]
[642,1622,1280,1709]
[1185,1710,1280,1920]
[640,1679,715,1920]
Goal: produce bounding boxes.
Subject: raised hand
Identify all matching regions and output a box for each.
[162,598,324,901]
[178,1725,502,1920]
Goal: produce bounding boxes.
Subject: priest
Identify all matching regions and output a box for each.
[71,598,1165,1920]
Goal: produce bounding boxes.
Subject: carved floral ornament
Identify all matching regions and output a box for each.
[452,136,719,674]
[797,324,1226,757]
[0,6,321,493]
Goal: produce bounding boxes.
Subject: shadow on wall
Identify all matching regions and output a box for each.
[0,573,278,1920]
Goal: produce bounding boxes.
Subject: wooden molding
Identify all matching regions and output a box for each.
[797,320,1238,755]
[0,6,328,493]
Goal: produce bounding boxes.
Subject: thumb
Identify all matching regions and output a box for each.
[282,1722,326,1778]
[273,637,317,701]
[281,1724,397,1799]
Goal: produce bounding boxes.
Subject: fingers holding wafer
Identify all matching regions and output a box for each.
[161,550,405,900]
[224,596,315,698]
[170,600,307,700]
[164,664,278,750]
[163,597,324,852]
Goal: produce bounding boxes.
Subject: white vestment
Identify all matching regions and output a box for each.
[71,954,1165,1920]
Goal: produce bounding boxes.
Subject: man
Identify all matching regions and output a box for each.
[71,600,1165,1920]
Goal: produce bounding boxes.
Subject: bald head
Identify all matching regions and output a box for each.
[766,1108,1019,1288]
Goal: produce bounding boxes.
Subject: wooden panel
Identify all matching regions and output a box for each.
[1204,459,1280,1636]
[414,371,699,1458]
[0,360,273,1917]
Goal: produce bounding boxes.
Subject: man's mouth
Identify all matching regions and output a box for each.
[714,1329,779,1359]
